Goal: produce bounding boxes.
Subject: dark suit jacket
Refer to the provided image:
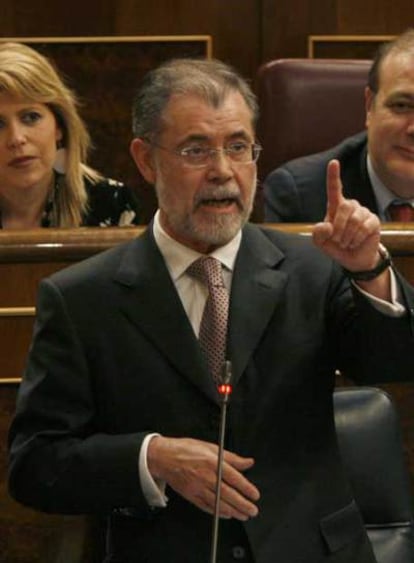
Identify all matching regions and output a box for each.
[8,223,414,562]
[263,132,379,222]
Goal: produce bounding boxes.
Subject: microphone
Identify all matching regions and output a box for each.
[210,360,233,563]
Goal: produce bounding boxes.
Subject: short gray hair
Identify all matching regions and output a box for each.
[132,58,258,140]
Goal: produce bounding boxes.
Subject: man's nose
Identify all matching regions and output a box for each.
[405,112,414,135]
[205,149,235,181]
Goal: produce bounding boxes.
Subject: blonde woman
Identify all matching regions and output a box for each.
[0,42,139,229]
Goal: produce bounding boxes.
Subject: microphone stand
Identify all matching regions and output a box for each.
[210,360,233,563]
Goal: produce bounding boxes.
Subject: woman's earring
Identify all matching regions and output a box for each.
[53,140,67,174]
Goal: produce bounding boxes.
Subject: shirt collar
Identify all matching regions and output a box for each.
[367,154,414,219]
[152,210,242,282]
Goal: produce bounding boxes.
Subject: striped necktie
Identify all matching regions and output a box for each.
[187,257,229,382]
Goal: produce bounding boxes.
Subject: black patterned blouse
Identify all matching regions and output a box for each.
[81,177,141,227]
[0,175,141,228]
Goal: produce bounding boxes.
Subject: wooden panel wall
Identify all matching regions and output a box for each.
[2,0,413,76]
[2,0,409,99]
[261,0,414,61]
[0,0,261,80]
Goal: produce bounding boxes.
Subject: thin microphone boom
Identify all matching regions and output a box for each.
[210,360,233,563]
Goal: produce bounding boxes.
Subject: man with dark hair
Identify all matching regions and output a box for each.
[8,57,414,562]
[264,30,414,223]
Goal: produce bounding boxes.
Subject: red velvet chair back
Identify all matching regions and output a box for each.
[255,58,371,181]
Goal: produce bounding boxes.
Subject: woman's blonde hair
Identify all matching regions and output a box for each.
[0,42,101,226]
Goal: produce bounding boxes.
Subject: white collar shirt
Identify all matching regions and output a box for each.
[152,209,241,336]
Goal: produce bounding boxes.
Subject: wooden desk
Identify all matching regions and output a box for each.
[1,224,413,562]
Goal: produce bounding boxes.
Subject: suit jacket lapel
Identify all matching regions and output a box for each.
[228,224,288,386]
[113,225,288,398]
[113,229,219,403]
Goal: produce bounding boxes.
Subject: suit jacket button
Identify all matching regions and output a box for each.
[232,545,246,559]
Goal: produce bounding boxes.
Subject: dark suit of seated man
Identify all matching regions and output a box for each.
[8,57,414,563]
[264,30,414,224]
[264,131,375,222]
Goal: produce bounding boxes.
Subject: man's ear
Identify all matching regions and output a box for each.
[364,86,375,128]
[130,138,156,184]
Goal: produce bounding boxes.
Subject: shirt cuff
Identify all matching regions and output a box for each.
[353,268,405,317]
[138,433,168,508]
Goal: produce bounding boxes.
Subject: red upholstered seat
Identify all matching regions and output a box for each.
[255,58,371,182]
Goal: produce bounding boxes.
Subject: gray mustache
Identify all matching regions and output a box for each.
[194,187,241,206]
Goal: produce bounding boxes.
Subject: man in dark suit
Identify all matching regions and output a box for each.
[8,58,414,563]
[264,30,414,223]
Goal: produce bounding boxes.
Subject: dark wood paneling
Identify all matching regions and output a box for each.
[337,0,414,34]
[113,0,260,78]
[1,1,413,107]
[0,262,69,306]
[0,0,260,80]
[308,35,393,59]
[261,0,413,63]
[261,0,338,61]
[0,0,116,37]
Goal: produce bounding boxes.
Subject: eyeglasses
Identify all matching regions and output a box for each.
[147,140,262,168]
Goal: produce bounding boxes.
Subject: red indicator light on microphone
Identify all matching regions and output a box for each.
[217,384,232,395]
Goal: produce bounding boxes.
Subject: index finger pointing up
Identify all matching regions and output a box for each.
[326,159,344,221]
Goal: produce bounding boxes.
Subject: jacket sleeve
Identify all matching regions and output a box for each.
[263,166,303,222]
[8,278,150,516]
[333,269,414,383]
